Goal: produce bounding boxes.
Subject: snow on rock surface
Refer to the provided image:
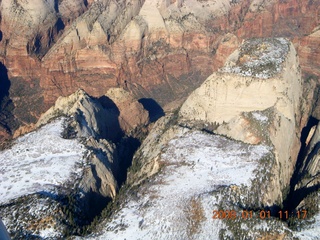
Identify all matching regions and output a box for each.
[294,209,320,240]
[0,117,85,204]
[82,130,272,239]
[179,37,303,207]
[221,38,290,79]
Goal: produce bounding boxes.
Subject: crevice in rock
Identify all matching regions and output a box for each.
[280,116,319,220]
[292,116,319,186]
[138,98,165,123]
[62,95,149,236]
[54,0,59,13]
[83,0,88,8]
[26,16,65,59]
[0,62,10,110]
[55,17,66,35]
[0,62,17,141]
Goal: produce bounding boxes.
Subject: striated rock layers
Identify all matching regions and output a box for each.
[0,0,319,141]
[180,38,303,206]
[70,36,320,239]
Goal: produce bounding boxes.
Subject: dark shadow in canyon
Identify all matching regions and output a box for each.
[117,136,141,185]
[98,95,120,115]
[138,98,165,123]
[0,63,10,105]
[97,94,143,193]
[256,116,320,225]
[97,95,123,142]
[0,62,16,137]
[54,0,59,12]
[282,116,319,212]
[55,18,65,35]
[27,10,65,57]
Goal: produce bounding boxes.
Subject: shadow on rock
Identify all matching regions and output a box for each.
[0,62,17,140]
[97,95,123,142]
[138,98,165,123]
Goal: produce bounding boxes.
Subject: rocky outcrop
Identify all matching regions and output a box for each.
[35,89,120,216]
[1,0,318,139]
[105,88,149,135]
[180,38,303,206]
[127,113,186,186]
[297,27,320,79]
[35,87,149,197]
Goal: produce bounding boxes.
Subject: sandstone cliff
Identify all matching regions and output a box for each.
[0,0,319,140]
[105,88,149,135]
[180,37,302,206]
[97,36,320,239]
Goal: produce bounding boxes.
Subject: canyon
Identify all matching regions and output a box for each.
[0,0,320,239]
[0,0,319,141]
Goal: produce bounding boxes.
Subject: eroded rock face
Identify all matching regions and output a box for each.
[105,88,149,135]
[0,0,88,133]
[35,87,149,198]
[301,122,320,186]
[36,89,119,209]
[1,0,318,138]
[180,38,303,206]
[0,86,150,238]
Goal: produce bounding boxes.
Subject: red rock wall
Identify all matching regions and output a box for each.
[0,0,319,140]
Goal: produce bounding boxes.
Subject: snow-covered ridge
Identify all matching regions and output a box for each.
[221,38,290,79]
[0,117,85,204]
[82,130,272,239]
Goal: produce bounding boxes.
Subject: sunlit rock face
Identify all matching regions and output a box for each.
[0,87,149,238]
[0,0,318,138]
[180,37,303,207]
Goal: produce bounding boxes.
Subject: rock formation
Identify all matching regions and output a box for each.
[104,88,149,135]
[0,0,319,141]
[0,87,149,238]
[180,37,303,206]
[102,37,319,239]
[0,0,320,238]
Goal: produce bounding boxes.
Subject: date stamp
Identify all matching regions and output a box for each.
[212,209,307,220]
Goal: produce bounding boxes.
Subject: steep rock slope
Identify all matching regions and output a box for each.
[79,37,319,239]
[180,37,302,206]
[83,130,282,240]
[0,0,319,140]
[0,88,149,238]
[0,0,89,139]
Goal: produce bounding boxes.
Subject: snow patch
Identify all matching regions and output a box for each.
[0,118,85,204]
[252,112,268,123]
[83,131,271,239]
[222,38,290,79]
